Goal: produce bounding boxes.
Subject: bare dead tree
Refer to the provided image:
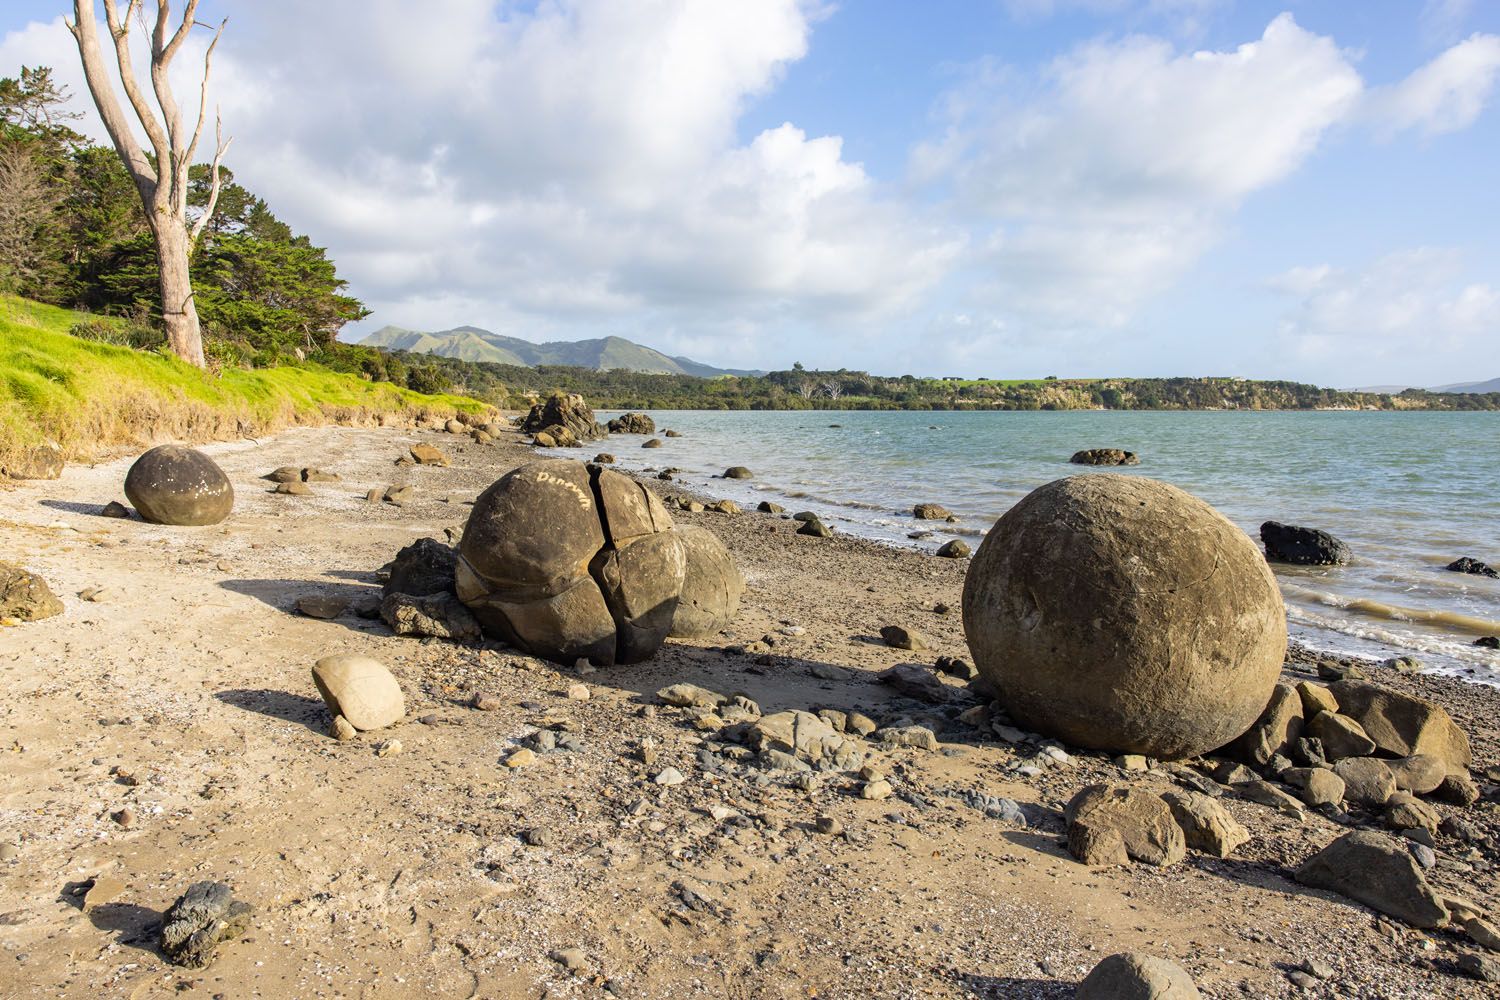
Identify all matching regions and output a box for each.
[66,1,231,367]
[820,380,843,401]
[795,379,817,400]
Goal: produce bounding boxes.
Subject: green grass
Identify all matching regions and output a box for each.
[0,295,489,467]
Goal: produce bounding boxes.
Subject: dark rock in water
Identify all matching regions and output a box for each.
[723,466,753,479]
[664,429,682,437]
[796,517,833,538]
[912,503,952,520]
[593,453,615,464]
[456,460,685,665]
[159,881,253,969]
[384,538,457,598]
[936,539,970,558]
[1069,448,1140,466]
[669,525,744,639]
[382,591,481,641]
[522,393,605,442]
[641,439,662,449]
[101,500,132,518]
[0,561,64,621]
[757,500,784,514]
[1077,953,1200,999]
[1447,556,1498,578]
[1260,521,1350,566]
[1476,636,1499,649]
[963,475,1285,759]
[124,445,234,526]
[1,442,64,480]
[607,412,655,435]
[1295,830,1448,928]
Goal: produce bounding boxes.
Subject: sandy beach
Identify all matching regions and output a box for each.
[1,419,1497,999]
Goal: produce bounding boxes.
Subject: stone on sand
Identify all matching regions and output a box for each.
[312,654,404,731]
[124,445,234,526]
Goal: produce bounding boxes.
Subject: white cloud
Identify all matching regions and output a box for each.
[1272,249,1500,366]
[928,13,1363,326]
[3,1,953,354]
[1365,32,1500,137]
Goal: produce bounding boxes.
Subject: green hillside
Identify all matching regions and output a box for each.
[0,296,489,472]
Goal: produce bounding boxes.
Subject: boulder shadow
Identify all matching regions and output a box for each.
[957,974,1073,999]
[86,902,161,953]
[217,577,385,633]
[40,499,128,518]
[215,688,327,732]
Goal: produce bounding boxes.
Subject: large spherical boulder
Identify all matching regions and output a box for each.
[670,525,744,639]
[961,474,1285,759]
[123,445,234,525]
[455,460,685,665]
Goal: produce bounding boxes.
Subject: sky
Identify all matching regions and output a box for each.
[2,1,1497,385]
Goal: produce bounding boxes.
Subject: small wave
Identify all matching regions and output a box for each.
[1279,582,1500,634]
[1287,607,1499,686]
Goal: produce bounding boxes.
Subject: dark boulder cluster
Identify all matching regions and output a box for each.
[522,393,605,447]
[390,459,745,665]
[1447,556,1497,578]
[1069,448,1139,466]
[606,412,655,435]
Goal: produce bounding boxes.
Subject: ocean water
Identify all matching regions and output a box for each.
[568,409,1500,684]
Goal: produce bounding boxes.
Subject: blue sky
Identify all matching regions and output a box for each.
[3,2,1496,385]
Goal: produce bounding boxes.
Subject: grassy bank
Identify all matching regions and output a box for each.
[0,296,491,472]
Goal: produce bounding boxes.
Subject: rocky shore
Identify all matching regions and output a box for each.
[1,419,1497,998]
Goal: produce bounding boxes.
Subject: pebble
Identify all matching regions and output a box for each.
[549,947,588,974]
[1409,843,1436,868]
[566,682,590,701]
[0,844,17,862]
[814,816,843,835]
[861,779,893,801]
[655,767,685,786]
[111,807,136,828]
[375,739,402,758]
[471,692,504,711]
[505,748,536,768]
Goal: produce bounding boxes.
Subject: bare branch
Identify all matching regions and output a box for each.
[161,1,202,63]
[185,18,226,167]
[189,112,232,250]
[101,0,172,179]
[68,2,156,194]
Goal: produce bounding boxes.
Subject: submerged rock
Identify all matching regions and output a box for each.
[1260,521,1350,566]
[606,412,654,435]
[1447,556,1497,578]
[912,503,952,520]
[963,475,1285,759]
[1069,448,1140,466]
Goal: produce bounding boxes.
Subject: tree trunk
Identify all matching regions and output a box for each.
[153,220,203,366]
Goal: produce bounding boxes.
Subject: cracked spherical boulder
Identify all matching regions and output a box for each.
[455,460,686,665]
[123,445,234,525]
[961,474,1285,759]
[670,524,744,639]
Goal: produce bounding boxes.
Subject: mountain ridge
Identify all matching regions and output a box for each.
[356,324,762,377]
[1350,377,1500,394]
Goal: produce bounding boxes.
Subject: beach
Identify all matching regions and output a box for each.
[1,418,1497,999]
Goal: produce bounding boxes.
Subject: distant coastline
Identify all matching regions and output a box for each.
[379,348,1500,412]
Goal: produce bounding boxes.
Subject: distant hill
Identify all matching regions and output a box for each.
[357,325,761,377]
[1351,377,1500,394]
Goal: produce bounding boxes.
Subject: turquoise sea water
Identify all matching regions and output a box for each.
[568,410,1500,684]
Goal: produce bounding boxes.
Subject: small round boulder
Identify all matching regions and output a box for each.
[670,525,744,639]
[961,474,1285,759]
[123,445,234,525]
[455,460,685,665]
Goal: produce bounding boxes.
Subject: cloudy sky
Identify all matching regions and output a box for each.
[4,1,1497,385]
